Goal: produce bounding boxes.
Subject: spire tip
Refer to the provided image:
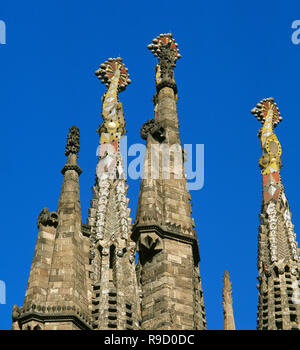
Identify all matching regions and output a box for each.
[95,57,130,92]
[251,97,283,126]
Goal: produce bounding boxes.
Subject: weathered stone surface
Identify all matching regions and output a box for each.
[12,126,92,330]
[133,34,206,330]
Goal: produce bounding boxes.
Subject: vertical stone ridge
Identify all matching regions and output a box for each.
[222,270,236,330]
[88,57,140,330]
[133,34,206,330]
[252,98,300,330]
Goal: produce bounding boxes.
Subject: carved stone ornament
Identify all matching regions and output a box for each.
[251,97,282,127]
[61,164,83,176]
[65,126,80,156]
[37,207,58,229]
[140,118,166,142]
[139,232,163,253]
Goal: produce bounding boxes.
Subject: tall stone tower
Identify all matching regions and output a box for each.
[12,126,93,330]
[87,57,140,330]
[251,98,300,330]
[132,34,207,330]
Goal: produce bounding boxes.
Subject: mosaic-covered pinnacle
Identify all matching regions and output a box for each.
[94,57,131,92]
[147,33,181,64]
[251,97,283,127]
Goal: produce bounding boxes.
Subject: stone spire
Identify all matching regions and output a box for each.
[252,98,300,330]
[11,207,59,330]
[132,34,207,330]
[87,57,140,330]
[12,127,92,330]
[222,270,235,330]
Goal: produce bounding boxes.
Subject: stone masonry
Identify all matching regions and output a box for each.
[12,35,300,331]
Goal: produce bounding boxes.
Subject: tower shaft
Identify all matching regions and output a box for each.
[133,34,206,330]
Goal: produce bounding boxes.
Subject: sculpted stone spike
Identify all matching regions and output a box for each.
[11,305,21,330]
[65,126,80,156]
[252,98,300,330]
[62,126,82,175]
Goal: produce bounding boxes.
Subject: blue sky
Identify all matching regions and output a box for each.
[0,0,300,330]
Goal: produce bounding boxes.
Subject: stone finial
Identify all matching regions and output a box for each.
[12,305,20,322]
[147,33,181,87]
[140,118,166,142]
[11,305,21,330]
[65,126,80,157]
[62,126,82,175]
[222,270,236,330]
[223,271,233,304]
[94,57,131,93]
[148,33,181,65]
[37,207,58,229]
